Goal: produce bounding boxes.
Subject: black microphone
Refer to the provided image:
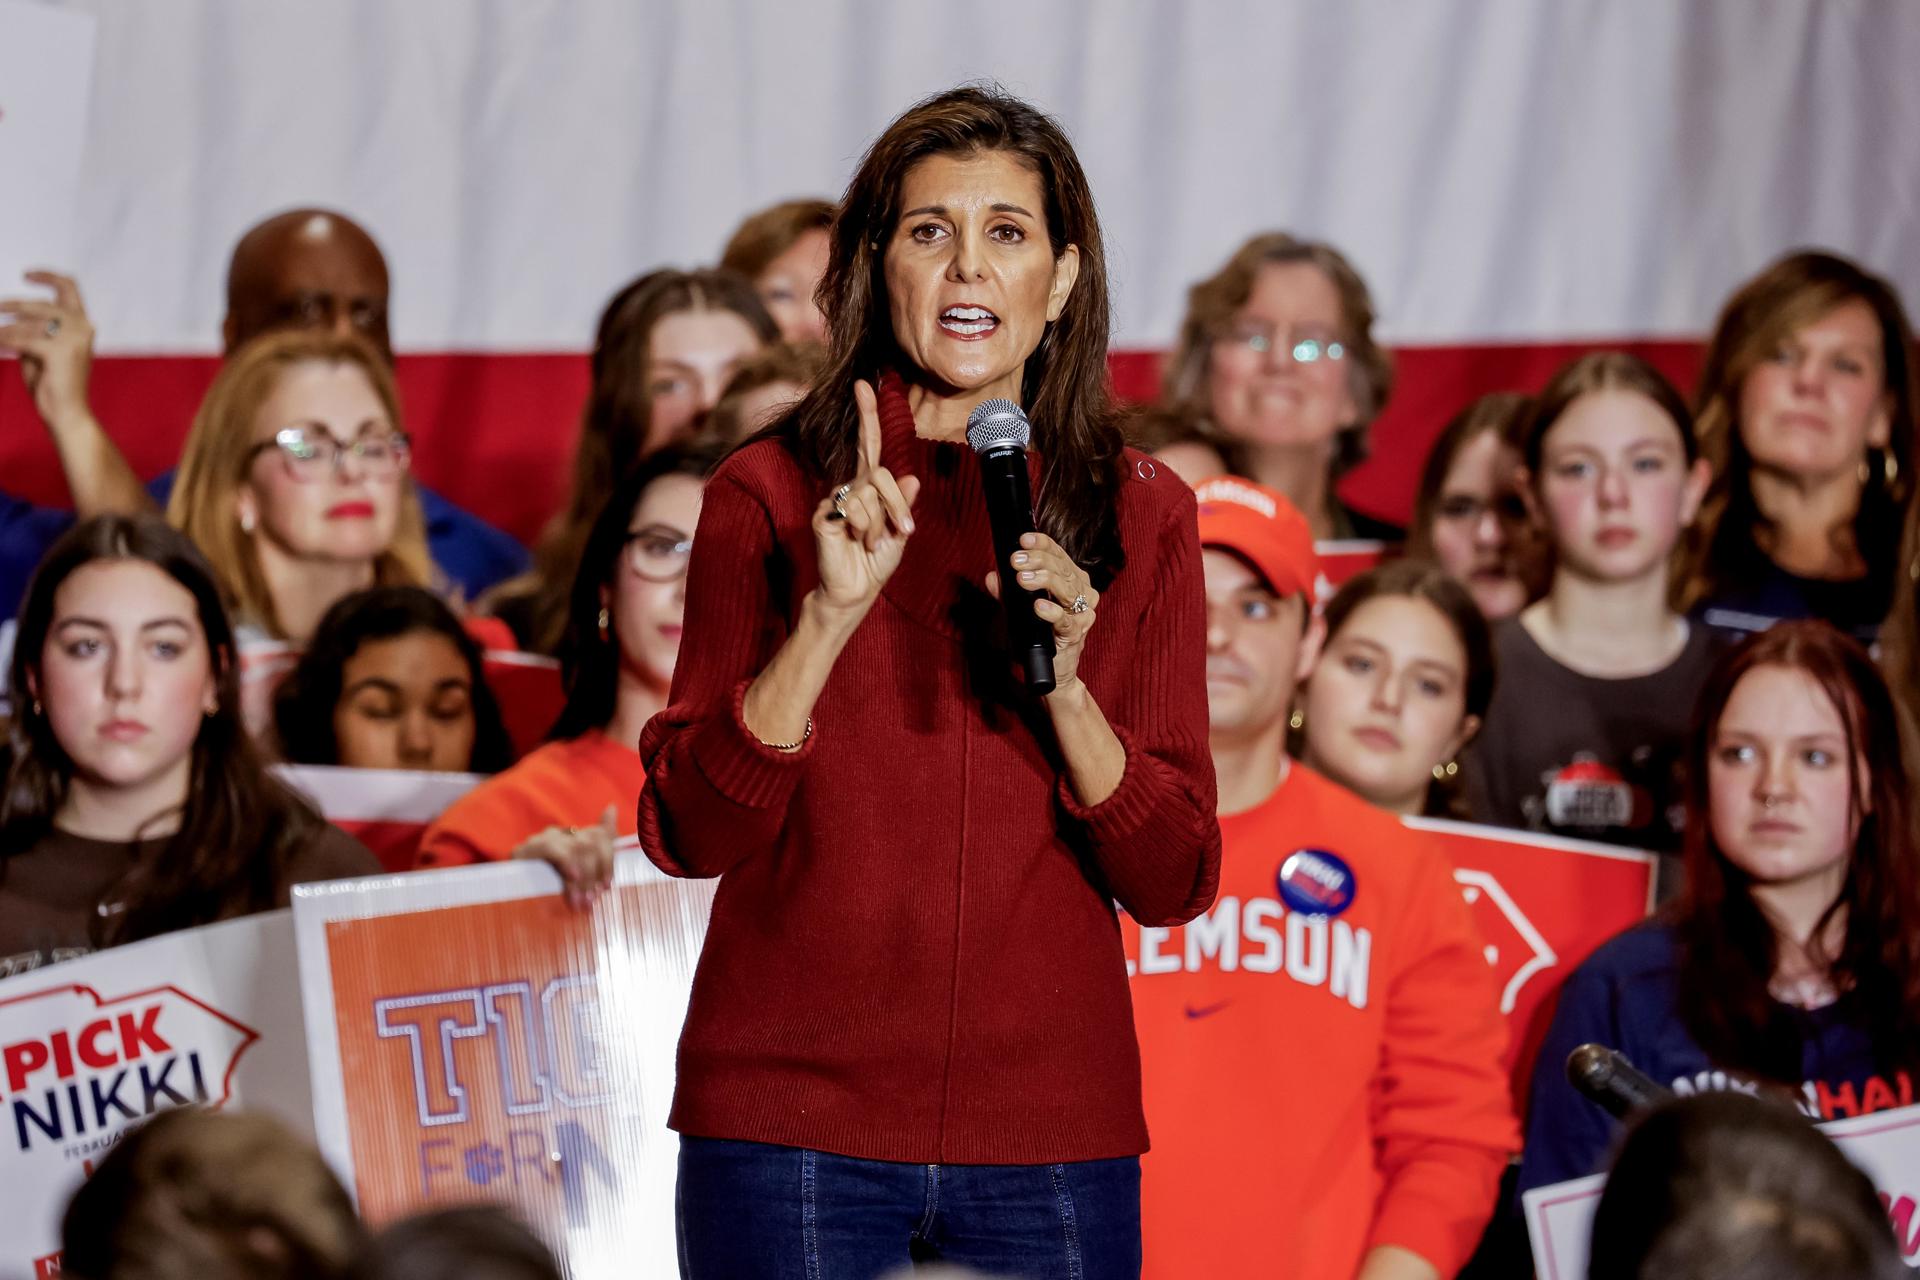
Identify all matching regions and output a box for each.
[1567,1044,1673,1119]
[967,399,1056,695]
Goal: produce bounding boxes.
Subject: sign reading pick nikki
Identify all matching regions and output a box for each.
[0,910,313,1280]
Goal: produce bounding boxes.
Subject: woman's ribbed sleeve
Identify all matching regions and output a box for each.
[1056,487,1221,927]
[636,467,815,878]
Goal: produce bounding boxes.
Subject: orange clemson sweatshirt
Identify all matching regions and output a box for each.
[1128,763,1517,1279]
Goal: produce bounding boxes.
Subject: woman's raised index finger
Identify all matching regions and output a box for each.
[853,379,882,474]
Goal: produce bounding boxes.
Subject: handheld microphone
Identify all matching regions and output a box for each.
[966,399,1056,695]
[1567,1044,1672,1119]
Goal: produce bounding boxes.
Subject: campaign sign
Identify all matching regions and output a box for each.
[275,764,484,872]
[0,911,310,1280]
[294,845,715,1279]
[1405,818,1658,1097]
[1312,539,1393,602]
[1526,1102,1920,1276]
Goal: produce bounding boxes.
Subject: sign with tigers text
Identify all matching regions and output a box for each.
[294,848,714,1280]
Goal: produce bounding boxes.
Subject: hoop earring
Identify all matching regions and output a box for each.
[597,607,610,639]
[1432,760,1459,781]
[1288,708,1304,731]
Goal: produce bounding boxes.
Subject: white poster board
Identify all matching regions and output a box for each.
[1526,1101,1920,1276]
[293,844,714,1280]
[0,910,308,1280]
[0,1,95,288]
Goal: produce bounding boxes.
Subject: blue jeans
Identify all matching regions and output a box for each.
[676,1136,1141,1280]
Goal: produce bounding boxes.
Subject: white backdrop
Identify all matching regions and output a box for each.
[35,0,1920,354]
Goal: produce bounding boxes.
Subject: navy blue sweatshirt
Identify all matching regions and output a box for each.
[1518,920,1916,1192]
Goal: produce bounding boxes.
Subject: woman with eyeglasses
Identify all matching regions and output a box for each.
[1161,233,1400,541]
[168,330,433,645]
[414,443,716,888]
[1406,392,1545,620]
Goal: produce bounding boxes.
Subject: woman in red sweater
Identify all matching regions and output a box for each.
[636,87,1220,1278]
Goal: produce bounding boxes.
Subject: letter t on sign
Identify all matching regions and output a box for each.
[375,990,488,1126]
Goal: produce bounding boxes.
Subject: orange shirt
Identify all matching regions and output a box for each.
[1128,764,1517,1279]
[414,732,643,867]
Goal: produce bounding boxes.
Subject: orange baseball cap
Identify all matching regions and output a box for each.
[1193,476,1319,599]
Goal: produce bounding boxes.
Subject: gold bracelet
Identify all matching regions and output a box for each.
[759,717,813,752]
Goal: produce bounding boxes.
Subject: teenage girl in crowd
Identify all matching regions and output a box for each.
[1407,392,1542,620]
[1467,353,1717,853]
[718,197,835,345]
[168,330,433,646]
[1295,560,1495,818]
[0,516,378,977]
[489,269,774,652]
[416,445,712,892]
[1680,251,1917,645]
[1519,621,1920,1193]
[1161,233,1401,540]
[271,585,513,774]
[1133,477,1513,1279]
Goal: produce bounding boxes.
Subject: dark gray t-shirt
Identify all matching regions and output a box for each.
[1466,617,1722,853]
[0,822,378,977]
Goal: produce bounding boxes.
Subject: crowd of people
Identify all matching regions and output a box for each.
[1,81,1915,1279]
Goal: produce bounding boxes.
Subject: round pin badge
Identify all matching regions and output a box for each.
[1276,848,1357,917]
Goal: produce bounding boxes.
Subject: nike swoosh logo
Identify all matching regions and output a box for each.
[1183,1000,1231,1020]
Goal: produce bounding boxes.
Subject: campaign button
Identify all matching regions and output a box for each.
[1277,848,1356,917]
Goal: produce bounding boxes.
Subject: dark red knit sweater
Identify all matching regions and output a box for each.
[636,374,1221,1165]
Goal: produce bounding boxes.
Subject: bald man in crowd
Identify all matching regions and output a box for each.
[0,207,529,618]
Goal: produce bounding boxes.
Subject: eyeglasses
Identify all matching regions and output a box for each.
[247,427,412,483]
[1437,493,1532,524]
[623,525,694,582]
[1221,323,1346,365]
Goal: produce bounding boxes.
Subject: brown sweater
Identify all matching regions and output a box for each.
[637,372,1222,1165]
[0,822,377,978]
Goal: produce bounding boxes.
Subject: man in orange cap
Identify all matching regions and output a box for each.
[1130,477,1516,1280]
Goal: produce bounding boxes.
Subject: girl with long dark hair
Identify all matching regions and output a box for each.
[415,444,715,891]
[0,515,376,973]
[1518,620,1920,1193]
[633,86,1219,1276]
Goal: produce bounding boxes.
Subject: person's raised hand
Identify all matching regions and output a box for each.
[0,271,97,432]
[511,803,618,910]
[810,378,921,616]
[985,531,1100,696]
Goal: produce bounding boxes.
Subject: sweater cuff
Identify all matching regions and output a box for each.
[689,679,816,810]
[1055,723,1170,843]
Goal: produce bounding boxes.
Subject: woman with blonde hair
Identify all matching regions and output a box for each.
[168,328,432,644]
[1680,250,1918,646]
[1162,232,1399,541]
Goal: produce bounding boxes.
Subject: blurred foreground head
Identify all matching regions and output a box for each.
[1588,1092,1903,1280]
[60,1106,362,1280]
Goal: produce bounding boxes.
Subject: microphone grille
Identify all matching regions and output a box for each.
[966,399,1031,453]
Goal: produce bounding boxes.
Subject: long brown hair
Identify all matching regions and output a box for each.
[2,515,334,946]
[507,268,776,652]
[168,329,432,638]
[783,84,1127,580]
[1308,559,1496,818]
[1161,232,1395,481]
[1673,621,1920,1082]
[1679,251,1918,612]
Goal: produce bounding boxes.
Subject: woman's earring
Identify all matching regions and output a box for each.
[1288,708,1304,731]
[31,699,43,717]
[1432,760,1459,781]
[1885,448,1901,489]
[239,509,256,534]
[597,607,610,639]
